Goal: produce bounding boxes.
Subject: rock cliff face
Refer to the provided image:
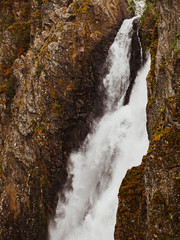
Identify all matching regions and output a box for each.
[115,0,180,239]
[1,0,179,239]
[0,0,129,239]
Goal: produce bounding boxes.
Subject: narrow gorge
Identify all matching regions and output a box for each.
[49,14,150,240]
[0,0,179,239]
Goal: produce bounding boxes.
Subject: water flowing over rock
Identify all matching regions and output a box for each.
[0,0,179,239]
[49,16,150,240]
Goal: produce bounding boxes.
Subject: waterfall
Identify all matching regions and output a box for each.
[49,5,150,240]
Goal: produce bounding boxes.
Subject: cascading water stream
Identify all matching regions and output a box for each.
[49,2,150,239]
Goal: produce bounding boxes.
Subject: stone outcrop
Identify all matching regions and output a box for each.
[0,0,129,239]
[115,0,180,239]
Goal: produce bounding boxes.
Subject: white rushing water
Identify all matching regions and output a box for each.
[49,7,150,240]
[134,0,145,15]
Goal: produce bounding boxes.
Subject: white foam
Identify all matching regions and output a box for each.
[49,11,150,240]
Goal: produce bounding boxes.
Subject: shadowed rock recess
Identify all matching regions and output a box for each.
[115,0,180,239]
[0,0,129,239]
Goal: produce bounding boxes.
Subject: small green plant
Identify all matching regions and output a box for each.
[8,21,30,41]
[69,0,90,14]
[0,84,7,93]
[127,0,136,17]
[6,74,16,99]
[171,42,180,55]
[35,62,43,78]
[176,170,180,180]
[52,102,63,116]
[167,237,180,240]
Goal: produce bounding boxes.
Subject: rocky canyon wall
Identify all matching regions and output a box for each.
[0,0,129,239]
[1,0,179,239]
[115,0,180,239]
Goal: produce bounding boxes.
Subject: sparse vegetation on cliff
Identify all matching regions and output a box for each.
[115,0,180,239]
[140,0,158,54]
[127,0,136,17]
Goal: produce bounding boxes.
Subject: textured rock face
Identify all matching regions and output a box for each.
[115,0,180,239]
[145,0,180,238]
[0,0,129,239]
[114,162,147,239]
[147,0,180,139]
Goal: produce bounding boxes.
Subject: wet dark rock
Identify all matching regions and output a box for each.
[123,19,142,106]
